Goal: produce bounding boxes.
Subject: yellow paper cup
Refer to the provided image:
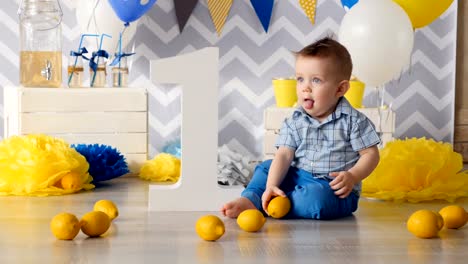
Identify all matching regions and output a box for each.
[345,80,365,108]
[272,78,297,108]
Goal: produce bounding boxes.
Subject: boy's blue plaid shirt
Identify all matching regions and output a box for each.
[275,97,381,193]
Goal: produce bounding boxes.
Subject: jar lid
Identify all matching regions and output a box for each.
[18,0,63,30]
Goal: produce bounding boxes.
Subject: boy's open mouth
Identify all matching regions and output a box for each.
[303,98,314,109]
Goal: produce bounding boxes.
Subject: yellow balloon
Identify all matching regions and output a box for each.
[393,0,453,29]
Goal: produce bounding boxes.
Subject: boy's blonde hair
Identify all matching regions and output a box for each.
[295,37,353,81]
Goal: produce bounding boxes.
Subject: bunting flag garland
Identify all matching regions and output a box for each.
[341,0,359,11]
[250,0,274,32]
[208,0,233,36]
[299,0,317,25]
[174,0,199,33]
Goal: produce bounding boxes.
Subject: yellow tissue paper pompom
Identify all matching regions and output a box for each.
[0,134,94,196]
[139,153,181,183]
[362,137,468,203]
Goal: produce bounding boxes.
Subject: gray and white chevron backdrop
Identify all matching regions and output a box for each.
[0,0,457,160]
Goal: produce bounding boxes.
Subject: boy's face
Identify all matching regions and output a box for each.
[295,55,349,121]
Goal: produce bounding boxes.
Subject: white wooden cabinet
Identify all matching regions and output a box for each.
[3,86,148,173]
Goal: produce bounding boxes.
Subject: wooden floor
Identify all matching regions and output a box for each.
[0,176,467,264]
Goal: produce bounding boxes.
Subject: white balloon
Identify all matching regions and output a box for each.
[75,0,138,54]
[338,0,414,87]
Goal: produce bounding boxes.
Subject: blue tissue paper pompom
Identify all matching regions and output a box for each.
[71,144,129,182]
[162,139,181,158]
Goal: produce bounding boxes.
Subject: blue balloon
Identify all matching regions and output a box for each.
[341,0,359,10]
[108,0,157,24]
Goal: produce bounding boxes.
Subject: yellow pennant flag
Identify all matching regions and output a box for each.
[299,0,317,25]
[208,0,233,36]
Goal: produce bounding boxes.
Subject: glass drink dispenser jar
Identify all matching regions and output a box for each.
[19,0,63,87]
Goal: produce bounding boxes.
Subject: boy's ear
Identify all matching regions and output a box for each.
[336,80,350,97]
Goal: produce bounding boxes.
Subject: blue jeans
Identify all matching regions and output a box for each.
[242,160,359,220]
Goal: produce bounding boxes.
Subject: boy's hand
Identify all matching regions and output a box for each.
[262,186,286,214]
[329,171,357,198]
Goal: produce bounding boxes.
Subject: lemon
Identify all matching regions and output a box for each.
[60,172,83,190]
[237,209,266,232]
[267,196,291,219]
[80,211,111,237]
[50,212,81,240]
[407,209,442,239]
[434,212,444,230]
[439,205,468,229]
[94,200,119,221]
[195,215,225,241]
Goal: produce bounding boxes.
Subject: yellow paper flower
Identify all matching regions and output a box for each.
[139,153,181,183]
[0,134,94,196]
[362,138,468,202]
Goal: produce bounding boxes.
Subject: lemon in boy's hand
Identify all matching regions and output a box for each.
[80,211,111,237]
[407,210,442,239]
[439,205,468,229]
[195,215,225,241]
[60,172,82,190]
[237,209,266,232]
[94,200,119,221]
[267,196,291,219]
[50,212,81,240]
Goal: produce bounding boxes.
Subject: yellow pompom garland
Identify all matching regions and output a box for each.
[139,153,181,183]
[362,137,468,203]
[0,134,94,196]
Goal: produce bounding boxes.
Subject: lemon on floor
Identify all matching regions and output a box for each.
[407,209,444,239]
[94,200,119,221]
[80,211,111,237]
[195,215,225,241]
[50,212,81,240]
[439,205,468,229]
[237,209,266,232]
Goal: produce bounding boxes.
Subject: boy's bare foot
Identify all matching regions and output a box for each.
[220,197,256,218]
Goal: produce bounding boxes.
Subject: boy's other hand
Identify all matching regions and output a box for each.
[329,171,357,198]
[262,186,286,214]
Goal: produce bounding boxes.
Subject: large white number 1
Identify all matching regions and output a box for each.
[149,48,242,211]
